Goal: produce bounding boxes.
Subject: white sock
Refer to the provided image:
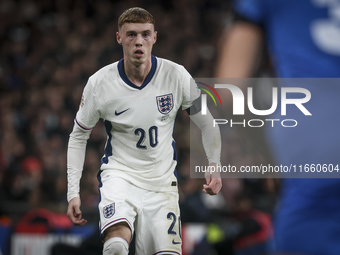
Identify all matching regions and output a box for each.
[103,237,129,255]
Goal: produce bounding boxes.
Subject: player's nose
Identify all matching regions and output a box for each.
[135,34,143,46]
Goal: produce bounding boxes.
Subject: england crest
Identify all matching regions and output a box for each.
[156,93,173,114]
[103,203,115,219]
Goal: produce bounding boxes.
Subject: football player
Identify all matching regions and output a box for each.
[67,7,222,255]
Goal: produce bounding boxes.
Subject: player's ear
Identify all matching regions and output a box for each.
[153,31,157,44]
[116,31,122,45]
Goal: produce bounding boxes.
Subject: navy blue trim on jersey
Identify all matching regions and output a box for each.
[172,141,178,178]
[97,169,103,236]
[118,55,157,90]
[97,170,103,201]
[172,140,177,161]
[101,120,113,164]
[172,118,178,178]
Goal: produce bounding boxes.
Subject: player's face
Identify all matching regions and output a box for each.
[117,23,157,66]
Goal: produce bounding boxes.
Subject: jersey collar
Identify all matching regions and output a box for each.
[118,55,157,90]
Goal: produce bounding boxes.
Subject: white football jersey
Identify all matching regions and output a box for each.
[75,56,200,192]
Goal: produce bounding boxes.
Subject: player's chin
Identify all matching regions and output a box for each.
[132,56,146,65]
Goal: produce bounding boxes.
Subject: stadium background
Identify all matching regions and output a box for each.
[0,0,276,254]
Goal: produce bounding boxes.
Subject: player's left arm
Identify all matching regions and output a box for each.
[179,66,221,195]
[188,105,222,195]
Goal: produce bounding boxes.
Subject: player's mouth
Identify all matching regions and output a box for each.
[134,49,144,58]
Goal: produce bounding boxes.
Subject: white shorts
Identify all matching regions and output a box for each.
[98,171,182,255]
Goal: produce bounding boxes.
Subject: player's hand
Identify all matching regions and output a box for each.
[203,163,222,195]
[67,197,88,226]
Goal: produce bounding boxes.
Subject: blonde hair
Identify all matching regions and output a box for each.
[118,7,155,30]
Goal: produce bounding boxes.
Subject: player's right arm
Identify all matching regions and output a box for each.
[67,122,92,225]
[67,197,88,226]
[67,78,100,225]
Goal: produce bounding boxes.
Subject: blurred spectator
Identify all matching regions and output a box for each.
[0,0,231,218]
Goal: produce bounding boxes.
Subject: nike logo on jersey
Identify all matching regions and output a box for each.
[115,108,130,116]
[172,239,181,245]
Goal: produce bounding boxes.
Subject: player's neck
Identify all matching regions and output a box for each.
[124,57,152,87]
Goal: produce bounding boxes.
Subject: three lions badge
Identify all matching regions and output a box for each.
[156,93,173,114]
[103,203,115,218]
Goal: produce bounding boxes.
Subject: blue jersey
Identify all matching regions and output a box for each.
[234,0,340,78]
[234,0,340,254]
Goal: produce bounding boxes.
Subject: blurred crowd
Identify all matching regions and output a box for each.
[0,0,233,218]
[0,1,276,253]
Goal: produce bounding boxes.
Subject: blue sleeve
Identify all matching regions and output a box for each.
[233,0,268,25]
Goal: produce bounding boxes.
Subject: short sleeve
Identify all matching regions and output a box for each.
[181,67,201,110]
[233,0,268,25]
[75,79,100,130]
